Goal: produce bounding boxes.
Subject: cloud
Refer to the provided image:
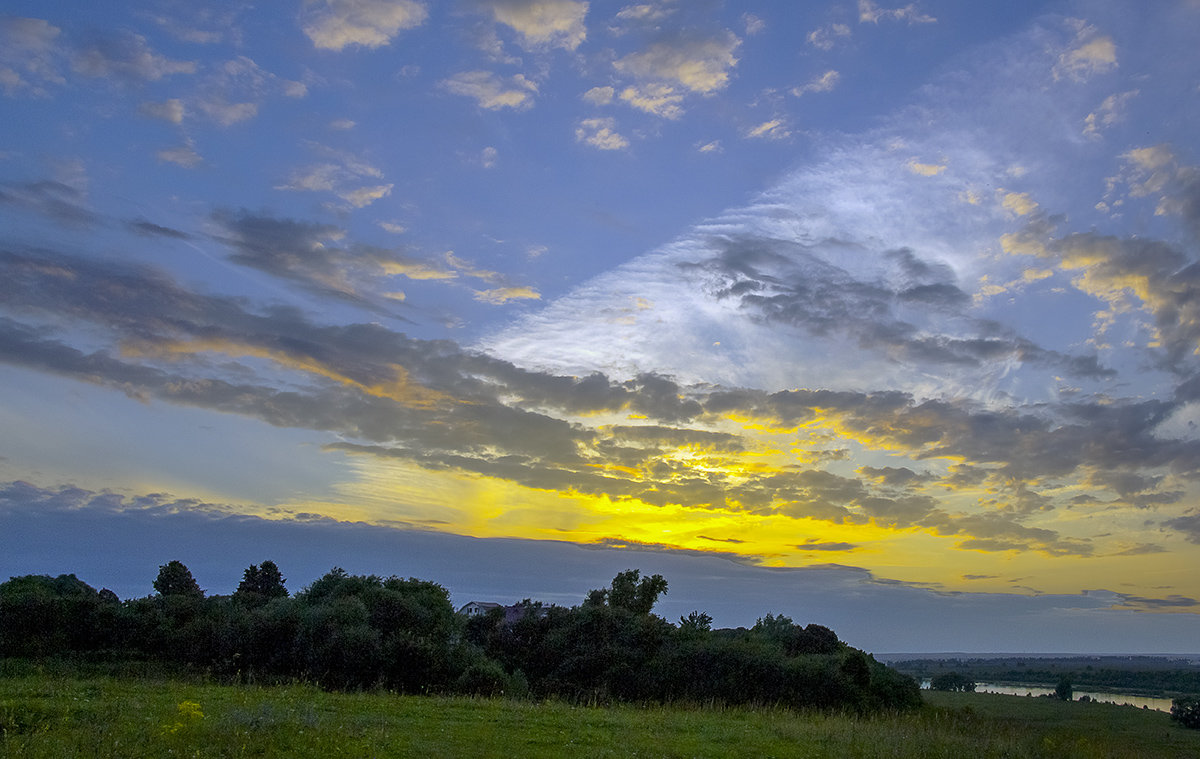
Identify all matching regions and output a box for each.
[858,0,936,25]
[0,17,65,96]
[1083,90,1138,139]
[613,3,675,26]
[745,119,790,140]
[276,146,393,208]
[1165,511,1200,544]
[1048,231,1200,369]
[301,0,428,51]
[582,85,614,105]
[475,286,541,304]
[441,70,538,110]
[0,180,97,226]
[189,56,304,127]
[1053,24,1117,82]
[1113,593,1200,611]
[71,31,195,81]
[481,146,498,168]
[1001,191,1038,216]
[139,98,185,124]
[1,239,1197,571]
[743,14,765,36]
[128,219,191,240]
[157,144,203,168]
[575,117,629,150]
[613,32,740,94]
[791,70,840,97]
[481,0,589,51]
[211,210,444,307]
[619,83,684,119]
[796,539,858,552]
[807,23,850,51]
[197,100,258,126]
[905,159,946,176]
[341,185,394,207]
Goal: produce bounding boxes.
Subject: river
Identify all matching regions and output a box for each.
[921,680,1176,712]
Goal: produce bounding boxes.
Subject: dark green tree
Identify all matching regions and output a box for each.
[1054,674,1073,701]
[235,560,288,604]
[0,574,105,656]
[679,610,713,634]
[596,569,668,614]
[153,560,203,598]
[1171,696,1200,729]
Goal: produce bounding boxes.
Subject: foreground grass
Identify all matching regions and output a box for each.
[2,668,1198,758]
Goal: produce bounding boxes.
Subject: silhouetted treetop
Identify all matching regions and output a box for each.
[153,560,203,598]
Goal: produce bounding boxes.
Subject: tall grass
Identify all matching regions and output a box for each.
[3,666,1198,758]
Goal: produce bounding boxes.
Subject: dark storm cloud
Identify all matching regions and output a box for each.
[0,181,98,227]
[687,235,1112,379]
[701,385,1200,526]
[212,210,398,311]
[1163,511,1200,544]
[858,465,935,487]
[1113,594,1200,611]
[1053,233,1200,370]
[796,539,858,552]
[128,218,192,239]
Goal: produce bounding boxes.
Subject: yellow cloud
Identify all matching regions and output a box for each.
[1054,26,1117,81]
[906,159,946,176]
[123,337,451,408]
[746,119,790,140]
[474,286,542,304]
[613,33,740,94]
[619,83,684,119]
[1001,191,1038,216]
[380,260,456,280]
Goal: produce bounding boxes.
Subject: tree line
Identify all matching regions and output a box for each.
[0,562,920,712]
[893,657,1200,697]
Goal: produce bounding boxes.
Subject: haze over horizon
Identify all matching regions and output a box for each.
[4,0,1200,654]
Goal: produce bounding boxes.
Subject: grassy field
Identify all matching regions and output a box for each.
[2,666,1198,757]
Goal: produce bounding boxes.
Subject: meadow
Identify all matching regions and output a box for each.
[3,665,1199,758]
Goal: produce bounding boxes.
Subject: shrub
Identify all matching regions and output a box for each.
[1171,696,1200,729]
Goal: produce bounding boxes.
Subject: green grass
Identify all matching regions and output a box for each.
[2,667,1198,757]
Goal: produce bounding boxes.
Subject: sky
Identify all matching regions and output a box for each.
[3,0,1200,654]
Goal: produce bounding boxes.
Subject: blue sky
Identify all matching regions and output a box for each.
[3,0,1200,653]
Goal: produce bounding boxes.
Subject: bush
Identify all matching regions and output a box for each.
[1171,696,1200,729]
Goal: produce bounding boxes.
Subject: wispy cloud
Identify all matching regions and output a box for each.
[441,70,538,110]
[0,17,65,96]
[858,0,935,25]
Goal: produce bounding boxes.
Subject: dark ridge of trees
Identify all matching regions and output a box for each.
[891,657,1200,697]
[0,563,920,713]
[930,672,976,692]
